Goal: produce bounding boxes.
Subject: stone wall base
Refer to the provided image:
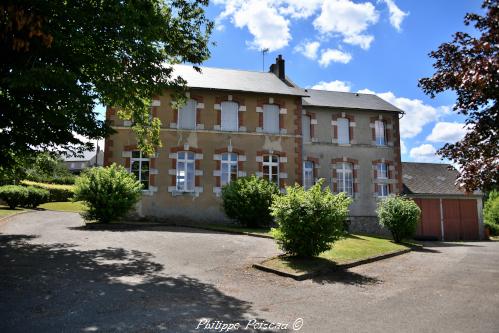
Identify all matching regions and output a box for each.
[348,216,390,236]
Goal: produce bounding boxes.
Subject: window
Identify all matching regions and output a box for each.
[375,120,386,146]
[302,115,311,143]
[221,153,238,186]
[337,162,353,196]
[70,163,75,169]
[176,151,195,192]
[337,118,350,144]
[378,184,389,197]
[178,99,197,130]
[263,104,279,134]
[303,161,314,190]
[262,155,279,185]
[377,163,388,179]
[131,151,150,190]
[221,101,238,131]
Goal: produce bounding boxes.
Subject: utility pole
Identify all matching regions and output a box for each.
[261,48,269,71]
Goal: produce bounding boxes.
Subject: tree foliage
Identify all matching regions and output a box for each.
[484,190,499,235]
[1,0,213,168]
[419,0,498,192]
[377,196,421,243]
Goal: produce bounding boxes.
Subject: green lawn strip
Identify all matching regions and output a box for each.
[38,201,87,213]
[0,205,28,218]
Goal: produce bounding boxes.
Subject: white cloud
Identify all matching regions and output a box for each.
[380,0,408,31]
[409,144,440,163]
[311,80,352,92]
[400,139,407,154]
[294,41,320,60]
[277,0,323,19]
[313,0,379,49]
[426,122,470,143]
[319,48,352,66]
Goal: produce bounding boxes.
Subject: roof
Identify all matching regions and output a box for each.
[63,150,98,162]
[171,64,307,97]
[402,162,481,196]
[303,89,403,113]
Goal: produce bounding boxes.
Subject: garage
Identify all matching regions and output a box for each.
[402,162,484,241]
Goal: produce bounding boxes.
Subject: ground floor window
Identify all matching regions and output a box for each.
[337,162,353,196]
[221,153,238,186]
[176,151,195,192]
[303,161,314,189]
[130,151,149,190]
[378,184,389,197]
[262,155,279,185]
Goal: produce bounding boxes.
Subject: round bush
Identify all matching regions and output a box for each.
[73,164,142,223]
[0,185,29,209]
[270,180,352,257]
[221,176,280,228]
[376,195,421,243]
[25,187,50,208]
[484,190,499,235]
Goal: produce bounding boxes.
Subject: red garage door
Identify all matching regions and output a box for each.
[414,198,441,240]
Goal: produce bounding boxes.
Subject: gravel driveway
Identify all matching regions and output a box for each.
[1,211,498,332]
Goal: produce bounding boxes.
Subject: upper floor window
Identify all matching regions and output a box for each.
[337,162,353,197]
[337,118,350,144]
[377,162,388,179]
[263,104,279,134]
[131,151,149,190]
[303,161,314,190]
[178,99,197,130]
[302,115,311,143]
[221,101,238,131]
[221,153,238,186]
[176,151,195,192]
[378,184,389,198]
[262,155,279,185]
[375,120,386,146]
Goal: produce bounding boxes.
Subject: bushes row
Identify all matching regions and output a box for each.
[21,180,74,202]
[25,174,76,185]
[0,185,50,209]
[484,190,499,235]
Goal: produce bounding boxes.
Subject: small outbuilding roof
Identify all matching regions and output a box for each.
[402,162,481,196]
[171,65,307,97]
[303,89,403,113]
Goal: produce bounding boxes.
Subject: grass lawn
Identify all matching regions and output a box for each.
[0,205,27,218]
[39,201,87,213]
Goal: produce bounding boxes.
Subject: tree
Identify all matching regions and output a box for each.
[1,1,213,168]
[419,0,498,192]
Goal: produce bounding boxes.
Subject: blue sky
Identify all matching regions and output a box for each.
[97,0,482,163]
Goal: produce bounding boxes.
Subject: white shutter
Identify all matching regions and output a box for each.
[302,115,311,142]
[178,99,196,129]
[263,104,279,133]
[337,118,350,144]
[221,101,238,131]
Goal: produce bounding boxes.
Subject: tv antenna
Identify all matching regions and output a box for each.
[261,48,269,71]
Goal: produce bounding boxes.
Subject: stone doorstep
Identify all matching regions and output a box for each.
[252,248,412,281]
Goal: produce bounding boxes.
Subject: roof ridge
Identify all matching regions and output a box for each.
[173,63,276,75]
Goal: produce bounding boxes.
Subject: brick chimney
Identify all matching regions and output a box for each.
[269,54,285,81]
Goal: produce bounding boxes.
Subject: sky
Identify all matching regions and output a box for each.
[96,0,483,163]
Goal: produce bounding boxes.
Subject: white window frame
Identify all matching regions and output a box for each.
[178,99,197,130]
[130,151,150,190]
[221,153,238,186]
[377,162,388,179]
[375,120,386,146]
[378,184,390,198]
[176,151,195,192]
[263,104,280,134]
[337,117,350,144]
[302,115,311,143]
[337,162,353,197]
[221,101,239,132]
[303,161,314,190]
[262,155,279,185]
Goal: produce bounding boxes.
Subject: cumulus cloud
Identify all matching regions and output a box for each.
[380,0,408,31]
[319,48,352,66]
[294,41,321,60]
[277,0,323,19]
[426,122,470,143]
[409,144,441,163]
[311,80,352,92]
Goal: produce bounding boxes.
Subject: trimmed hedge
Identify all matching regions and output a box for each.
[377,195,421,243]
[21,180,74,202]
[0,185,29,209]
[25,187,50,208]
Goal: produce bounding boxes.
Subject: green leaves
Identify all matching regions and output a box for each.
[376,196,421,243]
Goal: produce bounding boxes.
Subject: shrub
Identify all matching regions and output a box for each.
[484,190,499,235]
[21,180,74,202]
[270,180,351,257]
[73,164,142,223]
[0,185,29,209]
[377,195,421,243]
[221,176,280,228]
[24,187,50,208]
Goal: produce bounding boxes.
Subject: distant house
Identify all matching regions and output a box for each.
[63,149,103,174]
[402,162,484,241]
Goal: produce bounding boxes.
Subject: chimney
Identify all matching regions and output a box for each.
[269,54,285,81]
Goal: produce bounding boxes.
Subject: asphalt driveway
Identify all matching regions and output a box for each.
[1,211,498,332]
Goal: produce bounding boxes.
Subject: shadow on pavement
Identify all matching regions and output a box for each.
[0,234,266,332]
[312,269,382,286]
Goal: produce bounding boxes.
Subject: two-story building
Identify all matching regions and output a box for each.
[104,56,404,233]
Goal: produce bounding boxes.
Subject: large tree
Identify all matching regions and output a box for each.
[0,0,212,168]
[419,0,498,192]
